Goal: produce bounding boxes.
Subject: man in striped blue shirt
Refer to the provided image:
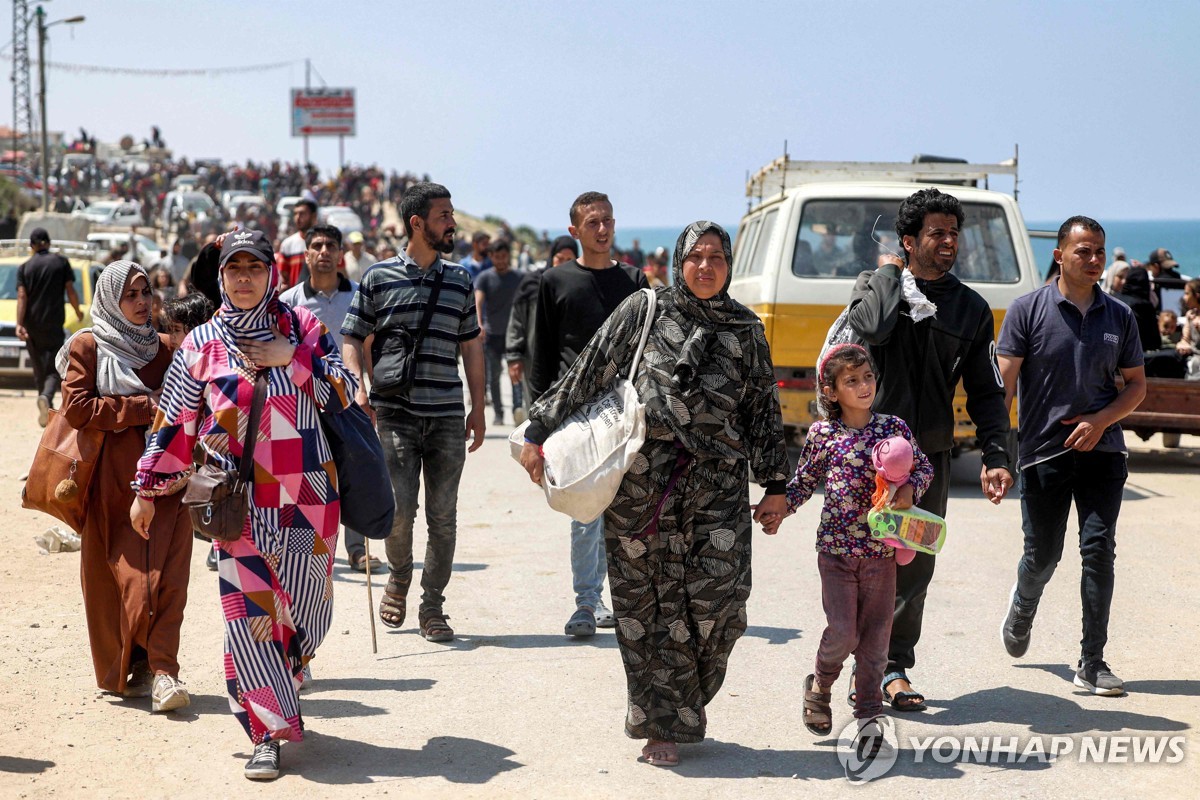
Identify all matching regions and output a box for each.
[341,182,485,643]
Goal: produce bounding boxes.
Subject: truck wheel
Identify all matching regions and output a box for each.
[1162,432,1181,449]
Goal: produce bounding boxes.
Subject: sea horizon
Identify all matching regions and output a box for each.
[602,220,1200,280]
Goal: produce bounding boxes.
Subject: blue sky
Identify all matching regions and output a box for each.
[16,0,1197,228]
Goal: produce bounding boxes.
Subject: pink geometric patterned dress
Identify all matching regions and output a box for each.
[136,284,354,745]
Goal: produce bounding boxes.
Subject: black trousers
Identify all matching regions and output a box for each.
[26,327,64,403]
[1015,450,1125,663]
[887,449,950,675]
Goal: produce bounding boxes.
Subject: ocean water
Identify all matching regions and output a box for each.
[615,221,1200,281]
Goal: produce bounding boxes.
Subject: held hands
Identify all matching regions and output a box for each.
[519,441,544,486]
[1061,413,1105,452]
[752,493,789,535]
[129,496,155,540]
[237,325,296,368]
[980,465,1014,505]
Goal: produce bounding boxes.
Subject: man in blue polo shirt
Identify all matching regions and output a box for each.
[996,215,1147,697]
[341,182,486,643]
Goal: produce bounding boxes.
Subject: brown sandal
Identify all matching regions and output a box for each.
[378,575,409,629]
[804,674,833,735]
[641,740,679,767]
[419,612,454,642]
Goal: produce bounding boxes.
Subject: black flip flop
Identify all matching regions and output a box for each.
[882,671,927,712]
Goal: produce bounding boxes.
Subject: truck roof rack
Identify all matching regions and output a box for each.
[746,145,1020,207]
[0,239,101,261]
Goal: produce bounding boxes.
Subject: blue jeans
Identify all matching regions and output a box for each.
[570,517,606,610]
[376,408,467,617]
[485,335,522,417]
[1015,450,1127,663]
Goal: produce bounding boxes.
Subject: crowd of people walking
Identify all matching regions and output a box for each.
[17,179,1151,780]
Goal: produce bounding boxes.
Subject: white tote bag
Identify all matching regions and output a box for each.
[509,288,657,523]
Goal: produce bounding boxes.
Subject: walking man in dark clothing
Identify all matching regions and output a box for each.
[475,239,524,425]
[997,216,1145,696]
[847,188,1014,710]
[17,228,83,426]
[505,235,579,420]
[527,192,647,637]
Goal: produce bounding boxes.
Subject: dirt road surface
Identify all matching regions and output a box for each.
[0,386,1196,798]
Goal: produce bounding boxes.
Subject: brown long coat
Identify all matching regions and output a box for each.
[61,332,192,693]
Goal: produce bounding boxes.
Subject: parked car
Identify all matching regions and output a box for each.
[0,163,42,192]
[319,205,364,236]
[160,190,216,232]
[275,195,301,234]
[73,199,143,227]
[171,174,201,191]
[86,232,160,265]
[0,239,97,377]
[224,193,266,215]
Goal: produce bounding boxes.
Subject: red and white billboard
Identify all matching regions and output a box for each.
[291,88,356,137]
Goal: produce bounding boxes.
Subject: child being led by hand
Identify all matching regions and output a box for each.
[762,343,933,756]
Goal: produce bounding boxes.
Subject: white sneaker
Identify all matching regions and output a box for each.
[299,664,312,693]
[151,674,191,713]
[513,407,527,425]
[36,395,49,428]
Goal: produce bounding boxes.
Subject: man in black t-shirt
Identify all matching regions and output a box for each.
[528,192,647,638]
[475,239,525,425]
[17,228,83,427]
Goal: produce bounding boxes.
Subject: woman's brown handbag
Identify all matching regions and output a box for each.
[21,408,106,533]
[183,370,267,542]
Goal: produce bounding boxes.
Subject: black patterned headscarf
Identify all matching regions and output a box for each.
[666,221,760,388]
[670,221,759,327]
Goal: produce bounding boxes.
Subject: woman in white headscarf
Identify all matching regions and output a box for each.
[58,260,193,712]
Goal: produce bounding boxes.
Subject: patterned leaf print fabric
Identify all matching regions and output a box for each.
[136,303,355,744]
[529,287,788,743]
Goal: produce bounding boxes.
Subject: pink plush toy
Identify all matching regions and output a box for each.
[870,436,918,565]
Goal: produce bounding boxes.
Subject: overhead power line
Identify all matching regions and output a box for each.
[0,55,298,77]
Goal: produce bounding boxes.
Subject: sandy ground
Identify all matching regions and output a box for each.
[0,383,1197,799]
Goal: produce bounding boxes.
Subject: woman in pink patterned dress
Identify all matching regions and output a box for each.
[130,229,355,781]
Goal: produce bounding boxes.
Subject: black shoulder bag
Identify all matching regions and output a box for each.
[286,308,396,539]
[370,265,445,399]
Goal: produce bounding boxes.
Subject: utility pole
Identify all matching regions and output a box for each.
[303,58,310,167]
[11,0,34,169]
[36,3,47,211]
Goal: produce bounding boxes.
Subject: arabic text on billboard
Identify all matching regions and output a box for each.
[291,88,356,137]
